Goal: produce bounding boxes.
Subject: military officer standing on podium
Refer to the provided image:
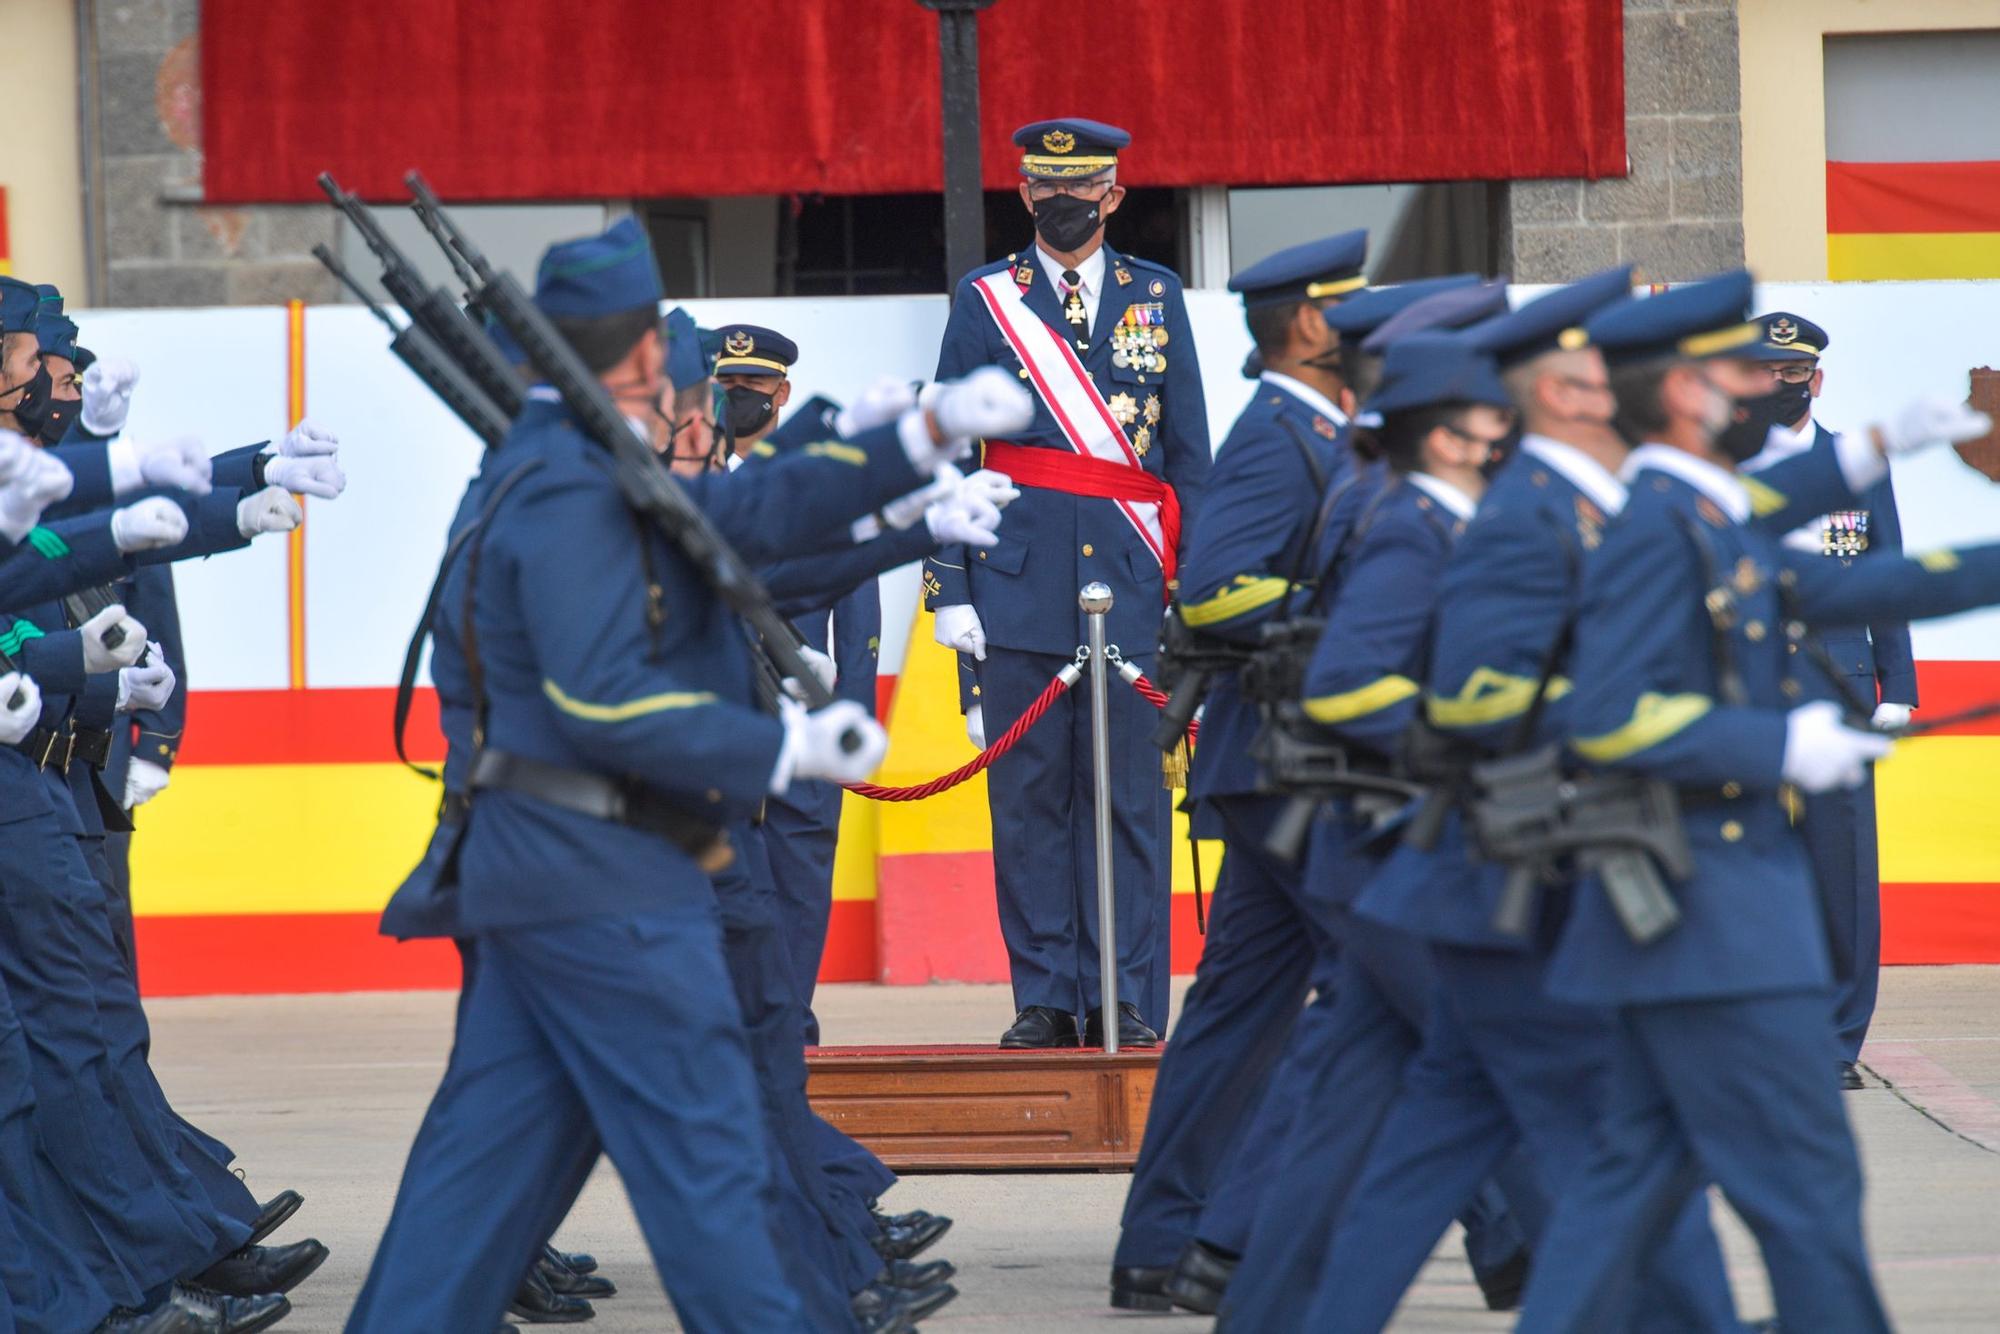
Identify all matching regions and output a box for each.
[925,117,1210,1048]
[1742,312,1913,1089]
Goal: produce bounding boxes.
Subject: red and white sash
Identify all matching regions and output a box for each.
[970,269,1169,571]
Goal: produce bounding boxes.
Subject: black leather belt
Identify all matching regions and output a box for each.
[467,748,733,872]
[14,724,75,772]
[69,725,111,770]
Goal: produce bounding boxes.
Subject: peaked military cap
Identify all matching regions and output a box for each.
[1228,230,1370,309]
[1583,268,1766,366]
[1362,280,1511,356]
[0,277,38,335]
[1753,311,1827,362]
[1466,265,1634,367]
[1324,274,1480,339]
[1013,119,1130,180]
[1361,333,1511,419]
[533,217,663,321]
[713,324,797,378]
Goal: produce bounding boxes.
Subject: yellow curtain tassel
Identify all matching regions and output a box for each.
[1163,736,1190,791]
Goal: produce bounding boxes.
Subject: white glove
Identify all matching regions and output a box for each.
[1781,700,1893,794]
[961,467,1021,512]
[80,357,139,438]
[237,486,304,537]
[1877,399,1994,456]
[80,604,147,673]
[929,366,1036,445]
[780,643,838,701]
[1871,702,1912,732]
[107,435,211,497]
[933,604,987,661]
[966,703,986,750]
[835,377,919,438]
[0,674,43,746]
[925,480,1007,548]
[0,429,31,485]
[771,698,890,792]
[123,756,171,809]
[880,463,961,532]
[263,454,347,500]
[0,446,76,544]
[110,497,189,553]
[116,646,175,712]
[276,418,340,457]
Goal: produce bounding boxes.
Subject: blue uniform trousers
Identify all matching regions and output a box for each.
[1802,777,1881,1060]
[1114,795,1319,1268]
[0,807,229,1293]
[347,913,808,1333]
[1218,905,1537,1332]
[103,830,139,982]
[1516,991,1889,1334]
[718,824,880,1314]
[977,647,1171,1030]
[811,1116,897,1211]
[762,780,843,1045]
[1304,944,1741,1332]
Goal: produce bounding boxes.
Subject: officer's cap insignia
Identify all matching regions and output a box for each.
[1043,130,1076,155]
[1732,556,1762,596]
[724,330,755,357]
[1696,496,1727,528]
[1769,317,1798,345]
[1557,327,1590,351]
[1115,267,1133,286]
[1150,279,1165,296]
[1313,416,1336,439]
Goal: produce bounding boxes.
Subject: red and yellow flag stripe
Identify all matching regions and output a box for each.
[1826,160,2000,280]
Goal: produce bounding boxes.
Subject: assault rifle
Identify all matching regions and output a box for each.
[1150,604,1253,752]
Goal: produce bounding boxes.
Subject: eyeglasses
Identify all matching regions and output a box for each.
[1026,180,1116,203]
[1768,363,1816,384]
[1443,423,1513,450]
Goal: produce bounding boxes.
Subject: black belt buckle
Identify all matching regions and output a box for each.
[69,726,111,771]
[22,725,70,771]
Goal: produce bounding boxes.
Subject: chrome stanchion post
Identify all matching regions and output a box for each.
[1080,581,1119,1054]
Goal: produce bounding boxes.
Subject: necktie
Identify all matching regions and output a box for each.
[1061,268,1087,327]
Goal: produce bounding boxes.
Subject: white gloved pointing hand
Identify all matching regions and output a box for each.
[771,698,890,792]
[80,604,147,673]
[110,497,188,553]
[0,674,43,746]
[237,486,304,537]
[123,757,171,810]
[80,358,139,438]
[1781,700,1892,793]
[933,604,987,661]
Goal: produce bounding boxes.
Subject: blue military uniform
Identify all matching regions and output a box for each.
[1304,269,1746,1333]
[1215,335,1538,1332]
[1513,271,2000,1333]
[1110,231,1366,1299]
[1743,312,1914,1067]
[924,118,1209,1041]
[352,222,937,1331]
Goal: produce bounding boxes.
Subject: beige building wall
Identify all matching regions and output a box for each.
[1740,0,2000,280]
[0,0,85,295]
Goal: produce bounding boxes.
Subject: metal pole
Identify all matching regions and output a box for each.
[919,0,995,292]
[1080,581,1119,1053]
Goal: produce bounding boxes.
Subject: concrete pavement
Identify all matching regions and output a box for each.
[147,966,2000,1330]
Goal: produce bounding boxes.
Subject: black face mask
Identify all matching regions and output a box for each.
[1768,379,1812,431]
[1032,193,1102,253]
[1715,385,1794,464]
[1483,420,1524,479]
[723,385,777,440]
[4,364,54,438]
[36,396,78,446]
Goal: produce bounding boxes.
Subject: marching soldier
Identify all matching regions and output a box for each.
[1743,312,1913,1088]
[925,117,1210,1048]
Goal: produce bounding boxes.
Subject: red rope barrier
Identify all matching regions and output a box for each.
[843,665,1080,801]
[1125,670,1198,746]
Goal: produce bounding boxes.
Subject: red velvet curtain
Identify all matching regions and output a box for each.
[200,0,1624,203]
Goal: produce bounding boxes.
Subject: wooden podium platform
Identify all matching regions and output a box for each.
[805,1044,1163,1173]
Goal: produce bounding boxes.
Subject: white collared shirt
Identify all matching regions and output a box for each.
[1037,243,1106,330]
[1260,371,1349,430]
[1520,434,1627,516]
[1623,442,1749,524]
[1407,471,1478,522]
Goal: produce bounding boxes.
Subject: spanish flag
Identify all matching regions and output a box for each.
[1827,160,2000,280]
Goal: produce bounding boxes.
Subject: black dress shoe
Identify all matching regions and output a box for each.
[1841,1060,1865,1090]
[1475,1246,1531,1312]
[1163,1238,1237,1314]
[193,1239,329,1296]
[999,1005,1080,1048]
[895,1281,958,1323]
[168,1285,292,1334]
[508,1265,595,1323]
[1109,1264,1174,1311]
[96,1304,205,1334]
[553,1250,596,1275]
[539,1244,617,1298]
[878,1256,957,1289]
[870,1204,951,1240]
[1084,1002,1159,1048]
[245,1191,304,1247]
[849,1285,918,1333]
[872,1212,953,1261]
